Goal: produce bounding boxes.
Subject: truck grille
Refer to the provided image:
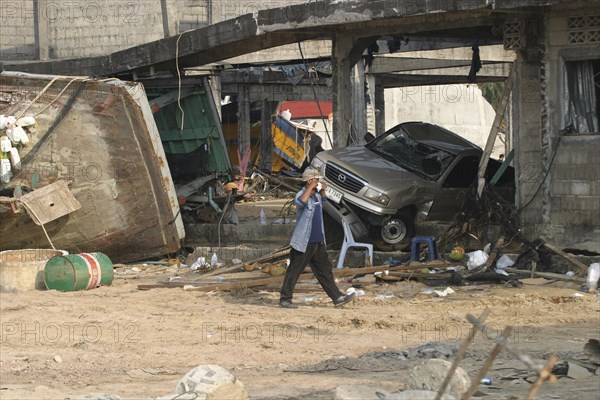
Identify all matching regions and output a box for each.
[325,163,365,193]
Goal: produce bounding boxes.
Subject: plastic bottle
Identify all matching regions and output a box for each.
[0,159,12,183]
[260,209,267,225]
[480,377,492,385]
[587,263,600,293]
[0,136,11,152]
[9,148,20,169]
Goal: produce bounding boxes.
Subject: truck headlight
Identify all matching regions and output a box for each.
[310,157,324,173]
[364,188,390,205]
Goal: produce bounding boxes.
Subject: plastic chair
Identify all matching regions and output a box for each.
[410,236,439,262]
[336,217,374,269]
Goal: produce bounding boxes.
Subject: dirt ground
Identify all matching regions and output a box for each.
[1,261,599,400]
[2,199,600,399]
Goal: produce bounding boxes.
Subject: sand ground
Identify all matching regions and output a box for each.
[1,261,599,400]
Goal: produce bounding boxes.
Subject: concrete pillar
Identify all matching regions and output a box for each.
[208,73,222,120]
[512,15,546,239]
[259,100,276,173]
[237,85,251,172]
[352,61,367,145]
[375,84,386,136]
[332,35,353,148]
[160,0,170,38]
[34,0,49,60]
[332,35,371,148]
[365,72,378,137]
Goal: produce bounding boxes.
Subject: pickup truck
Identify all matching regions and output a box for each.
[310,121,514,251]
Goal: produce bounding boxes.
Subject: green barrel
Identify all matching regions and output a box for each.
[44,252,113,292]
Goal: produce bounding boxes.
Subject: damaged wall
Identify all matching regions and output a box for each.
[514,3,600,252]
[0,0,314,61]
[0,0,177,60]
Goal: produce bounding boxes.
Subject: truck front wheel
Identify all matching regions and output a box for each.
[371,211,415,251]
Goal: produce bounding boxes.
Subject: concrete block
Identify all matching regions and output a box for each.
[560,196,600,212]
[387,391,455,400]
[554,165,599,181]
[550,211,599,226]
[550,181,571,196]
[407,359,470,399]
[551,181,592,196]
[174,364,248,400]
[334,384,390,400]
[572,182,592,196]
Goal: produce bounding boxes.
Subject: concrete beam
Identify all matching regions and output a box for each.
[376,72,507,88]
[221,84,331,102]
[1,0,579,77]
[369,57,511,74]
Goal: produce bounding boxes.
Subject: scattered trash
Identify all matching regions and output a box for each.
[374,270,389,277]
[374,292,395,300]
[53,355,62,364]
[168,276,182,282]
[467,250,488,270]
[449,246,465,261]
[346,287,365,297]
[587,263,599,294]
[483,243,492,254]
[299,295,317,302]
[260,208,267,225]
[566,271,575,278]
[480,376,492,385]
[495,254,515,269]
[190,257,208,271]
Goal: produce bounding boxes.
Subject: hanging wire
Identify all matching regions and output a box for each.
[297,42,334,148]
[175,29,194,132]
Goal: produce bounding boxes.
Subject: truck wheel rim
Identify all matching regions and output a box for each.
[382,220,407,244]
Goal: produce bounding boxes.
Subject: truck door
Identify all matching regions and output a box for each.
[426,156,479,221]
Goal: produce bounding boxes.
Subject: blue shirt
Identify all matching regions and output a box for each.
[289,188,327,252]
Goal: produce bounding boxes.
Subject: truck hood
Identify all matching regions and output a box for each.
[320,146,431,192]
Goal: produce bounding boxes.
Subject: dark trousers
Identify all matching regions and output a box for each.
[280,242,343,302]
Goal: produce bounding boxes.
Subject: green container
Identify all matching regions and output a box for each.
[44,252,113,292]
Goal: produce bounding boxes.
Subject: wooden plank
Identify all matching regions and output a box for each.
[138,262,462,291]
[18,180,81,225]
[504,267,586,283]
[543,243,589,274]
[477,66,514,198]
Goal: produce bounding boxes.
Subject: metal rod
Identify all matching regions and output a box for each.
[434,309,490,400]
[466,313,545,373]
[525,355,558,400]
[461,326,513,400]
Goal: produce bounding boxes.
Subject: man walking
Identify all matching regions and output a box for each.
[279,167,356,308]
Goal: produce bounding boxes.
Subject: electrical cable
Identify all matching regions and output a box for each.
[518,135,562,213]
[297,42,334,148]
[175,29,194,132]
[17,199,56,251]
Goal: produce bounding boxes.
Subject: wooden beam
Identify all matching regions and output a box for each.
[542,243,589,274]
[137,262,462,291]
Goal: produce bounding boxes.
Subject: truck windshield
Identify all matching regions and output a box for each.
[365,126,455,180]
